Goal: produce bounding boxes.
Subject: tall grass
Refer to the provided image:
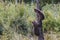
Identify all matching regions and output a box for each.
[0,2,60,40]
[0,2,36,40]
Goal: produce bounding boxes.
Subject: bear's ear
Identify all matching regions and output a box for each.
[34,9,44,20]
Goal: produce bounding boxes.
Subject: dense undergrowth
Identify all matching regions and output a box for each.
[43,4,60,32]
[0,2,60,40]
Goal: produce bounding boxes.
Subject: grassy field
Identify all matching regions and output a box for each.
[0,2,60,40]
[0,32,60,40]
